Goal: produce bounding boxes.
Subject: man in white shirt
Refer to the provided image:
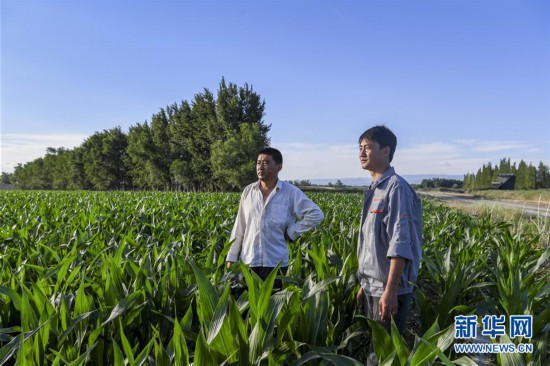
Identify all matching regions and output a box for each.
[225,147,324,290]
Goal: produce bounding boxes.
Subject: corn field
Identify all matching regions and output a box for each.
[0,191,548,365]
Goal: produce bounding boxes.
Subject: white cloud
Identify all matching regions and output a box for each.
[394,143,481,175]
[277,143,363,180]
[1,133,87,172]
[454,139,477,145]
[273,139,549,179]
[472,141,529,152]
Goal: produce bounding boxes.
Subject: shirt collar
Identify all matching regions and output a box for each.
[370,167,395,189]
[253,179,283,191]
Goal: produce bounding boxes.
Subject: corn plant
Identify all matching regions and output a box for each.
[0,191,548,365]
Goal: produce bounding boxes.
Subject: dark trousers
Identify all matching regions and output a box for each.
[361,292,412,366]
[234,266,288,299]
[250,266,288,292]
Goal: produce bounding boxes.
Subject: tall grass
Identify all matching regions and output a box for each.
[0,191,547,365]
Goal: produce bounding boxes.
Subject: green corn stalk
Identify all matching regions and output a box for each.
[0,191,547,365]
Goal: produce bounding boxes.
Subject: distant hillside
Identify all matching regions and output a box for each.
[309,175,464,187]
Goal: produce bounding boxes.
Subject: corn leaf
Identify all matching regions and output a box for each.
[189,259,218,325]
[496,334,526,366]
[0,285,21,311]
[102,290,143,326]
[367,319,393,362]
[194,331,217,366]
[131,335,155,366]
[112,339,125,366]
[119,319,135,365]
[291,350,362,366]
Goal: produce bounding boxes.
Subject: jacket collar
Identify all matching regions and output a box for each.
[370,167,395,189]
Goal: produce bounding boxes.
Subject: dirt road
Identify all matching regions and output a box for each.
[418,191,550,218]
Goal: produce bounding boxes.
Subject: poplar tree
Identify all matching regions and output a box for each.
[169,101,193,191]
[10,78,270,191]
[150,109,172,189]
[67,147,90,190]
[188,90,217,191]
[126,122,155,189]
[536,161,550,189]
[82,127,128,190]
[50,148,73,190]
[211,123,268,190]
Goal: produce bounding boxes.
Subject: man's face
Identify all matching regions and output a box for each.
[257,153,281,181]
[359,138,389,171]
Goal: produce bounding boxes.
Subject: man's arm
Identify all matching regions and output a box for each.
[285,189,324,241]
[226,191,247,268]
[379,257,405,321]
[380,183,417,319]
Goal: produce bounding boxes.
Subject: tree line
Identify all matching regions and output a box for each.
[415,178,463,189]
[7,78,270,191]
[463,158,550,190]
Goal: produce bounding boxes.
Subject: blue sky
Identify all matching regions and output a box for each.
[2,0,549,180]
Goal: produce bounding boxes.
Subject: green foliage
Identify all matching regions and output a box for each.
[0,192,547,365]
[126,122,156,189]
[211,123,268,190]
[367,318,456,365]
[0,172,12,184]
[81,127,128,190]
[10,78,269,192]
[169,101,194,191]
[464,158,549,190]
[288,179,313,186]
[417,200,549,364]
[536,161,550,189]
[417,178,463,189]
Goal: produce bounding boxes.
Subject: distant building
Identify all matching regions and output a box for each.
[0,183,15,190]
[491,174,515,190]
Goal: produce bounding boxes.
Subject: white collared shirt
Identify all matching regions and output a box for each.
[226,179,324,267]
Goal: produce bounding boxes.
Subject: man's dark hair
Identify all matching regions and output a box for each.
[259,147,283,165]
[358,125,397,162]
